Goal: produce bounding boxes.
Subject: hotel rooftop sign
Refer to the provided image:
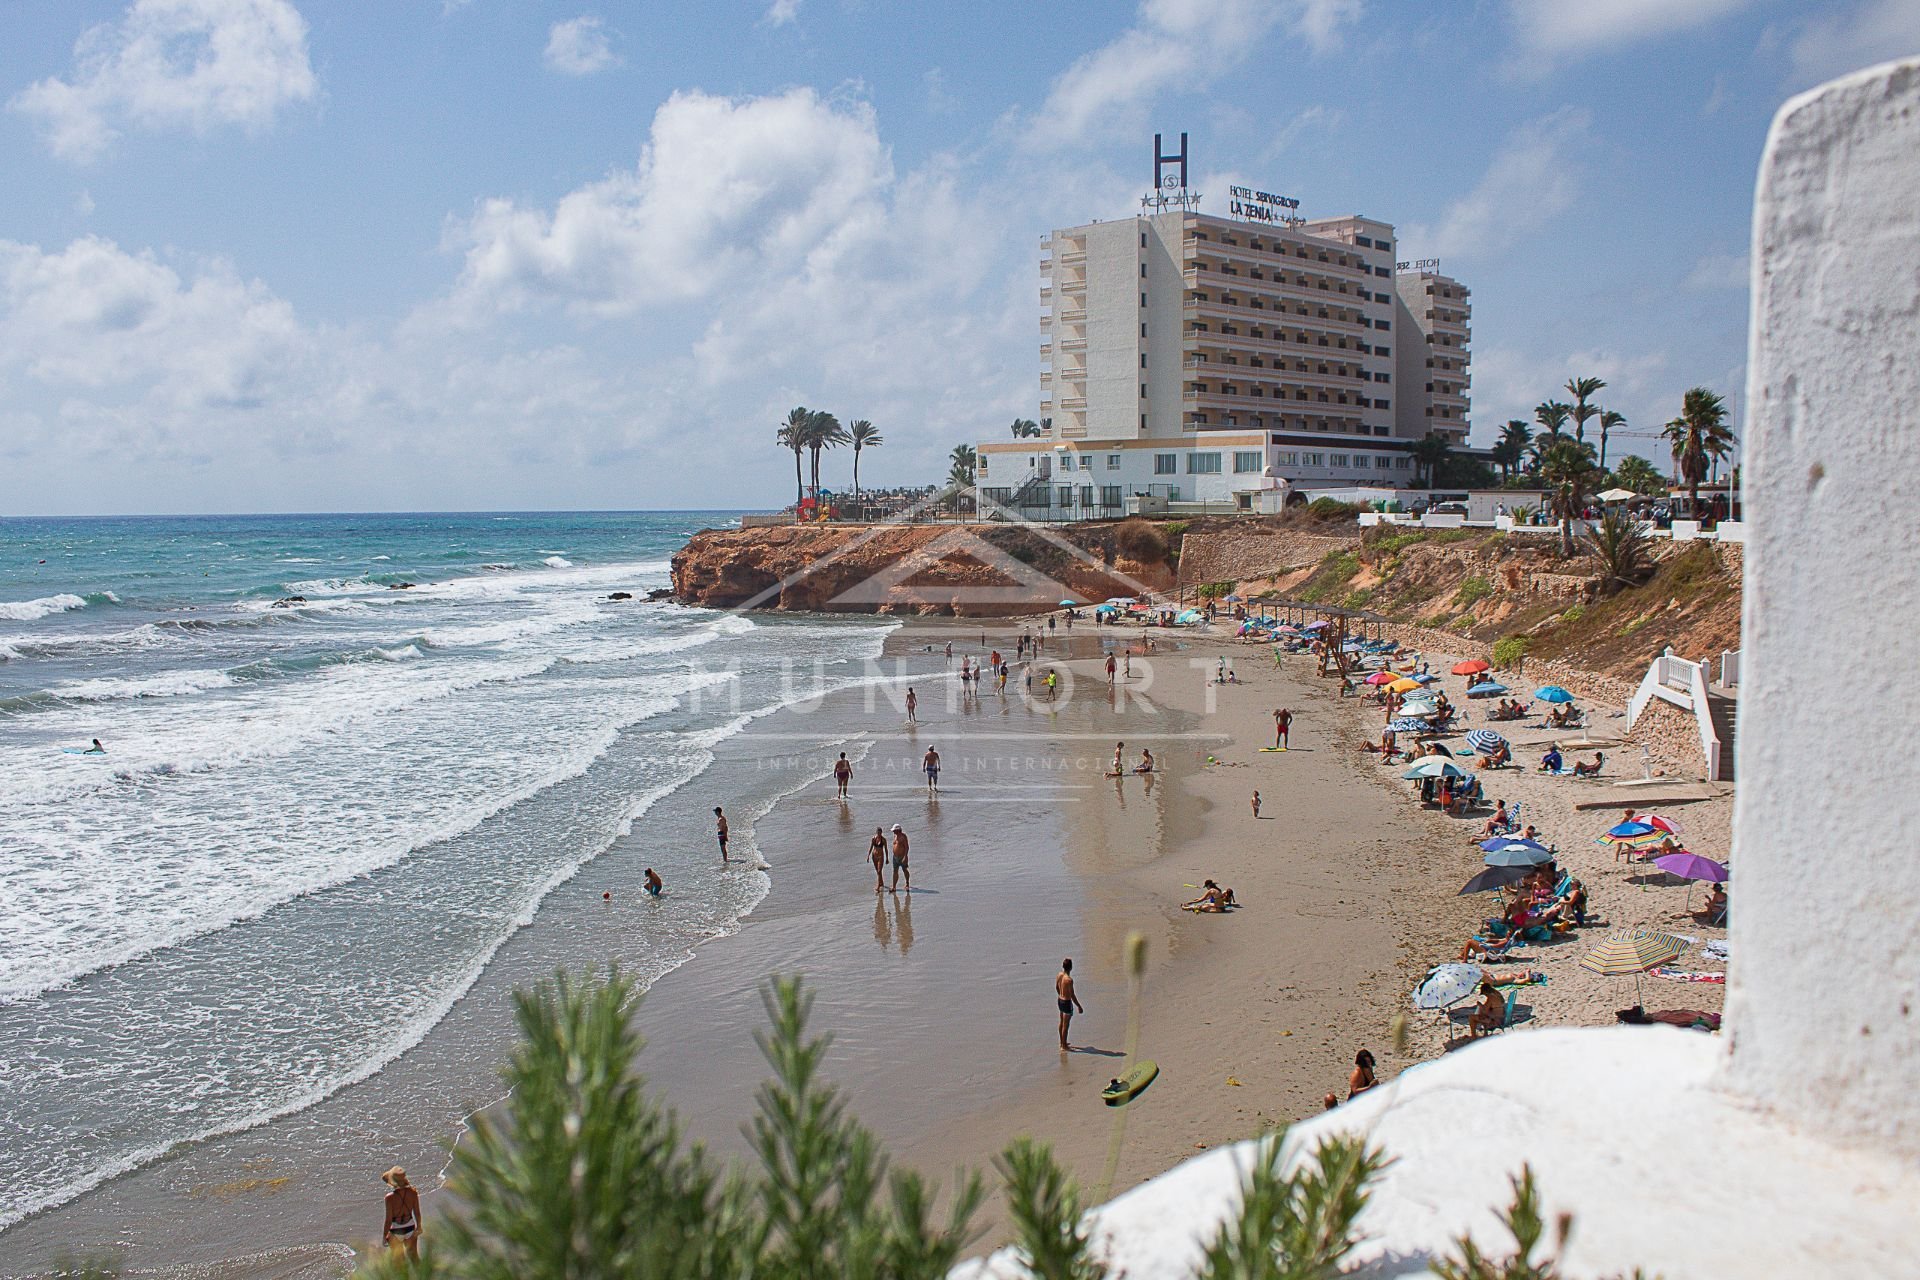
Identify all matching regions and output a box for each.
[1227,185,1300,224]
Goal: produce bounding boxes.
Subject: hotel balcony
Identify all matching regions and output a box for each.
[1180,235,1371,283]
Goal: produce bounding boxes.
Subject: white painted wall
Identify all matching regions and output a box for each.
[1719,55,1920,1159]
[1084,220,1144,440]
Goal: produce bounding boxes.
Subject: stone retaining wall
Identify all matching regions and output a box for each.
[1624,697,1707,779]
[1178,529,1356,585]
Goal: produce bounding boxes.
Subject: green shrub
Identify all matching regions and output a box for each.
[1491,635,1530,668]
[1197,580,1236,599]
[1559,604,1586,623]
[1343,588,1374,610]
[1454,576,1493,607]
[1298,551,1361,604]
[1162,520,1191,539]
[1306,498,1361,520]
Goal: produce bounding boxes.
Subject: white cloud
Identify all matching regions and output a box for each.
[9,0,317,163]
[75,191,97,217]
[1787,0,1920,87]
[543,16,622,76]
[763,0,801,26]
[1024,0,1362,150]
[1507,0,1755,62]
[1403,108,1592,262]
[444,88,897,318]
[1685,252,1749,291]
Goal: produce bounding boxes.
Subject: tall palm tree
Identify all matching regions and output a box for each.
[1565,376,1606,444]
[1611,454,1662,494]
[1536,437,1600,558]
[805,411,849,499]
[1660,387,1732,516]
[777,406,810,506]
[948,443,977,488]
[1597,408,1625,472]
[1533,400,1571,444]
[847,420,882,494]
[1409,432,1452,487]
[1009,418,1043,439]
[1497,419,1532,479]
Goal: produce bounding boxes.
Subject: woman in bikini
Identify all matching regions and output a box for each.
[382,1166,422,1260]
[1348,1049,1378,1100]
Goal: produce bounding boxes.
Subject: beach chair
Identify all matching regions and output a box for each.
[1488,989,1520,1034]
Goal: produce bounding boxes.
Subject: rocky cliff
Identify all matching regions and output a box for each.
[671,521,1175,615]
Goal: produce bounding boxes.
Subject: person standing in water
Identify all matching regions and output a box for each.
[1056,958,1084,1051]
[381,1166,422,1260]
[890,824,911,891]
[923,744,941,794]
[644,868,663,897]
[905,687,918,723]
[868,827,888,892]
[714,807,730,862]
[1106,652,1117,685]
[834,752,853,799]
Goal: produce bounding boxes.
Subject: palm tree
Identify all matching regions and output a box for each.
[1533,400,1571,444]
[1661,387,1733,516]
[1584,507,1651,593]
[1536,437,1600,558]
[1009,418,1043,439]
[1490,419,1530,481]
[1565,376,1606,444]
[777,406,810,506]
[847,420,882,495]
[1611,453,1663,494]
[948,443,977,489]
[1409,432,1452,487]
[1597,408,1625,472]
[805,411,849,499]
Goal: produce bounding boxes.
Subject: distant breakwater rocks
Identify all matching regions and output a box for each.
[670,522,1173,615]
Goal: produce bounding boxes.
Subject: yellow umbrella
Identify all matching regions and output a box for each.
[1579,929,1690,1002]
[1388,677,1422,694]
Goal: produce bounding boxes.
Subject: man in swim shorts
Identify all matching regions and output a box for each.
[644,868,662,896]
[923,745,940,794]
[1273,707,1292,749]
[714,807,729,862]
[834,752,853,799]
[890,824,910,892]
[1056,958,1083,1051]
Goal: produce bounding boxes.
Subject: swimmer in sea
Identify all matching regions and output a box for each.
[644,868,663,897]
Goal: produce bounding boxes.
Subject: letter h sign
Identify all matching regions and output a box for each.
[1153,132,1188,191]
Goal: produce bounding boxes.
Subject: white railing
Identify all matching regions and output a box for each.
[1626,646,1727,782]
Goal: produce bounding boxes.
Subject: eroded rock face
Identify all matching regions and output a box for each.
[670,523,1173,614]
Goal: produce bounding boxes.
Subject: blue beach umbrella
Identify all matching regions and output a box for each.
[1534,686,1575,703]
[1604,820,1658,839]
[1464,729,1507,755]
[1411,672,1439,684]
[1480,836,1550,854]
[1484,844,1555,867]
[1466,681,1509,696]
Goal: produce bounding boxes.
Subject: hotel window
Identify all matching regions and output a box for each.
[1107,454,1121,470]
[1154,453,1177,475]
[1330,453,1349,467]
[1100,485,1122,506]
[1056,486,1073,507]
[1374,398,1390,409]
[1079,455,1092,470]
[1304,452,1324,466]
[1187,452,1222,474]
[1234,451,1262,473]
[1079,485,1094,506]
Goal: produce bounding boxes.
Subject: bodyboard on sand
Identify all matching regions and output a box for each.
[1258,746,1288,753]
[1102,1060,1159,1106]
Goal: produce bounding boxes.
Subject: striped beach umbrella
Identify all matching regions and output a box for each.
[1464,729,1507,755]
[1402,758,1466,780]
[1480,836,1550,854]
[1579,929,1689,976]
[1484,843,1555,867]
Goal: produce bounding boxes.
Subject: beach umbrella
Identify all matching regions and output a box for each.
[1466,681,1509,697]
[1413,963,1484,1010]
[1464,729,1507,755]
[1579,928,1690,1001]
[1105,596,1136,605]
[1175,609,1203,625]
[1479,836,1550,854]
[1275,624,1299,635]
[1459,865,1532,895]
[1637,813,1685,836]
[1410,672,1439,684]
[1094,604,1118,615]
[1301,620,1331,632]
[1485,844,1555,867]
[1402,758,1466,780]
[1387,677,1422,693]
[1534,686,1575,703]
[1653,853,1729,910]
[1058,598,1079,607]
[1364,671,1398,686]
[1598,488,1638,503]
[1387,717,1430,733]
[1452,659,1492,675]
[1225,594,1242,602]
[1601,820,1658,841]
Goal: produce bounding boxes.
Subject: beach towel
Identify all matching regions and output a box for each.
[1703,939,1730,962]
[1652,967,1725,984]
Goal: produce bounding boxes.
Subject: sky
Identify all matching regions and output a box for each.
[2,0,1916,516]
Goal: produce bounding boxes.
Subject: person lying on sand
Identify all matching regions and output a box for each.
[1458,934,1520,963]
[1182,879,1237,912]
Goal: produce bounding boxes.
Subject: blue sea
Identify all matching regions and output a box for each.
[0,512,894,1238]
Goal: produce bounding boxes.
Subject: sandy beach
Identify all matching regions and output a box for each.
[0,610,1729,1276]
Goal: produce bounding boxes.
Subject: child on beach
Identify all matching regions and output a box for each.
[1251,790,1262,818]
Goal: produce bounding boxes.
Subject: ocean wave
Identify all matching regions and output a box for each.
[0,593,88,621]
[543,555,573,569]
[46,669,239,703]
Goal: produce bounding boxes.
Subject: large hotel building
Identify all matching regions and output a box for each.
[978,203,1473,518]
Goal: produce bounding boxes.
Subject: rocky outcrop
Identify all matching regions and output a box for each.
[671,522,1174,615]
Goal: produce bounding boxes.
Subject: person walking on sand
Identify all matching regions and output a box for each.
[905,687,917,723]
[868,826,887,892]
[1273,707,1293,750]
[381,1166,422,1261]
[1106,652,1117,685]
[834,752,853,799]
[1251,790,1261,819]
[714,807,730,862]
[923,745,941,794]
[890,824,911,891]
[1056,958,1084,1051]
